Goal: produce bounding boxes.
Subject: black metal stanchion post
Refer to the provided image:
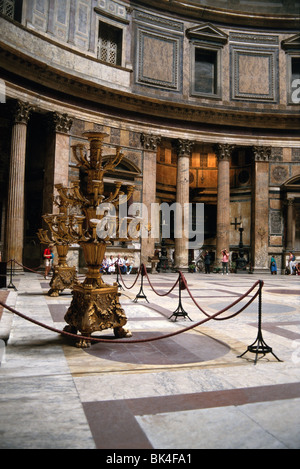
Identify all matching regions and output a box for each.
[0,260,7,289]
[238,280,281,364]
[133,264,149,303]
[7,260,17,291]
[169,274,192,321]
[116,264,123,290]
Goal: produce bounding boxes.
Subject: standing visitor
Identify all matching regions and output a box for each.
[270,256,277,275]
[221,249,229,275]
[204,251,211,274]
[288,251,296,275]
[43,244,53,279]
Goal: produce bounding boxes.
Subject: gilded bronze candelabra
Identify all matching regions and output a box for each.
[37,202,79,296]
[40,132,136,347]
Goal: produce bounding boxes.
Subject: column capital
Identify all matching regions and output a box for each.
[141,133,161,151]
[49,111,73,134]
[286,197,295,206]
[215,143,235,161]
[174,139,194,157]
[253,145,271,162]
[11,100,32,125]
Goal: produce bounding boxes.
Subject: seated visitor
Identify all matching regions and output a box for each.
[100,256,108,274]
[107,255,116,274]
[124,256,132,274]
[115,254,127,274]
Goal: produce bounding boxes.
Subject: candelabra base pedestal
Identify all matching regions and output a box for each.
[63,282,131,348]
[48,265,77,297]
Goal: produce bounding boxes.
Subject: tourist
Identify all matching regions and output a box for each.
[270,256,277,275]
[204,251,211,274]
[124,256,132,274]
[107,255,116,274]
[115,254,126,274]
[221,249,229,275]
[288,251,296,275]
[100,256,108,274]
[43,244,53,279]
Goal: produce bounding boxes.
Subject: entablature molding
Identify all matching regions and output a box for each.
[1,47,299,132]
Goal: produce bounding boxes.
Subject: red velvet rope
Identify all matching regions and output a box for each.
[0,274,263,344]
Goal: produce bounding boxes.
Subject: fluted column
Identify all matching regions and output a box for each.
[5,101,32,267]
[174,139,194,270]
[252,146,271,272]
[140,133,161,265]
[215,144,234,266]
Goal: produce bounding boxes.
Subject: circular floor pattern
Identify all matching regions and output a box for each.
[84,331,230,365]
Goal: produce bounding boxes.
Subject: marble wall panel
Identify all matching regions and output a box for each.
[231,46,278,102]
[136,27,181,90]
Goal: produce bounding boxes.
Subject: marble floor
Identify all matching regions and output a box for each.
[0,270,300,450]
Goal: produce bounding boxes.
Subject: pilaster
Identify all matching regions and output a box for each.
[43,112,73,216]
[251,145,271,273]
[140,133,161,265]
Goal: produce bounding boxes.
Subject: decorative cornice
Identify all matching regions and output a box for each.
[186,23,228,45]
[281,33,300,51]
[1,47,299,131]
[133,0,300,28]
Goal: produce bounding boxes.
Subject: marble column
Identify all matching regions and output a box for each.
[251,145,271,273]
[5,101,32,267]
[215,144,234,266]
[174,139,194,271]
[140,133,161,266]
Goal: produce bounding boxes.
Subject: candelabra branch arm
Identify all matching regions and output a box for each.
[105,182,122,203]
[37,228,52,244]
[71,144,89,169]
[72,184,90,205]
[103,148,123,174]
[55,184,75,206]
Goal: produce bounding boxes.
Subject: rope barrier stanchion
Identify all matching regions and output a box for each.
[133,263,149,303]
[7,260,17,291]
[168,272,192,322]
[0,271,282,365]
[237,280,282,364]
[0,291,258,345]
